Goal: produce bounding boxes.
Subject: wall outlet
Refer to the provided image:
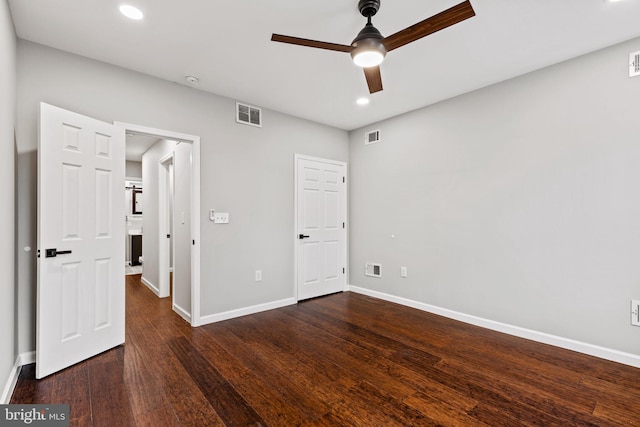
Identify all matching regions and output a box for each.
[255,270,262,282]
[632,300,640,326]
[400,266,408,278]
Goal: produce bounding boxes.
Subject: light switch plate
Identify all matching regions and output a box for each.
[213,212,229,224]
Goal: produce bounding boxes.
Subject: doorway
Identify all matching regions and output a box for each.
[118,122,202,326]
[294,154,348,301]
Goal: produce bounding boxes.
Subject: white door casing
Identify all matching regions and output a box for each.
[115,121,201,326]
[295,155,347,300]
[158,152,174,299]
[37,103,125,379]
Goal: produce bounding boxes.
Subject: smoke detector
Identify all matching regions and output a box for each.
[185,76,199,85]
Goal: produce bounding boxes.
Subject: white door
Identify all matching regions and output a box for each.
[37,103,125,379]
[295,155,347,300]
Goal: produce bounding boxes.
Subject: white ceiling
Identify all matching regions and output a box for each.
[8,0,640,131]
[125,133,161,161]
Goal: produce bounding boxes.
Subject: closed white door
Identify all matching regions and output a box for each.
[37,103,125,379]
[295,155,347,300]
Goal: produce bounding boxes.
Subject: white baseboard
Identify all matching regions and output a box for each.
[173,303,191,323]
[19,352,35,366]
[199,297,297,325]
[140,276,160,296]
[1,357,21,404]
[349,285,640,369]
[1,352,35,404]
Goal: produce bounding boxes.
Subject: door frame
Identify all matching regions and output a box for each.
[115,122,202,326]
[293,154,348,301]
[158,152,174,299]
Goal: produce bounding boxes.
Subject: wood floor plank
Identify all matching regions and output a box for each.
[403,391,489,427]
[121,341,172,419]
[9,364,53,405]
[48,363,92,425]
[168,336,266,426]
[10,278,640,426]
[207,321,335,421]
[190,327,310,426]
[87,355,137,427]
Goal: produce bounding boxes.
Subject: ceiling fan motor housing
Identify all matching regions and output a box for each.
[358,0,380,17]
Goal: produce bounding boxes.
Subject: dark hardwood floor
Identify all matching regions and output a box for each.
[11,274,640,426]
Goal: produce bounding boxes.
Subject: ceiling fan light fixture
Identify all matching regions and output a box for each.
[351,21,386,67]
[351,38,386,67]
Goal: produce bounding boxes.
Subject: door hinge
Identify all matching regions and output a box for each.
[343,222,345,229]
[343,176,345,183]
[343,267,345,274]
[192,240,195,245]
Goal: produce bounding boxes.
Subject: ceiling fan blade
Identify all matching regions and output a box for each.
[363,66,383,94]
[382,0,475,52]
[271,34,352,53]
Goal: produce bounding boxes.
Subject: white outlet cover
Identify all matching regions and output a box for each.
[632,300,640,326]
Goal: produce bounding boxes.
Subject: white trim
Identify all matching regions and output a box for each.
[190,136,202,326]
[141,275,161,297]
[158,152,174,299]
[20,352,36,366]
[199,298,297,325]
[349,285,640,369]
[115,122,201,327]
[0,352,35,403]
[1,357,21,404]
[173,303,192,323]
[294,154,348,301]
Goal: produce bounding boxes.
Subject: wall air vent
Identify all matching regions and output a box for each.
[630,51,640,77]
[365,262,382,278]
[365,129,381,145]
[236,102,262,127]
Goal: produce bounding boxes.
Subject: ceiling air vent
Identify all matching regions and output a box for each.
[236,102,262,127]
[365,262,382,278]
[630,51,640,77]
[365,129,381,145]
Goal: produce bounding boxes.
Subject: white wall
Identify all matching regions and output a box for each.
[349,36,640,357]
[173,142,192,316]
[15,41,349,352]
[141,139,175,291]
[126,160,142,179]
[0,0,16,401]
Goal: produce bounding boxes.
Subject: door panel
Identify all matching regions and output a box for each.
[37,103,125,379]
[296,156,347,300]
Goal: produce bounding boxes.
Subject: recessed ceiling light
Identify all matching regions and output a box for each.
[119,5,144,20]
[356,97,370,106]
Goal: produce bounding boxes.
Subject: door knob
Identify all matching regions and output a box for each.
[298,234,310,239]
[45,248,72,258]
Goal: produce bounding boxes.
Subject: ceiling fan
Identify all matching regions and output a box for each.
[271,0,475,94]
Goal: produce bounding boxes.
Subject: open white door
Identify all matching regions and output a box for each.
[37,103,125,379]
[295,155,347,300]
